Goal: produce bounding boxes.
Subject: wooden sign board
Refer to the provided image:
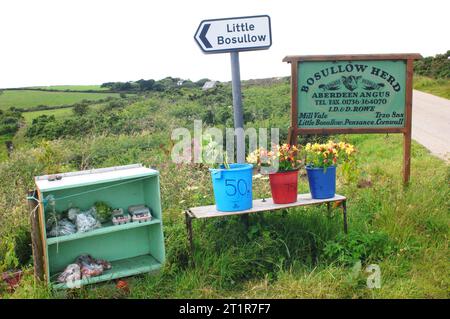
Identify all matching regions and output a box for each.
[283,54,422,184]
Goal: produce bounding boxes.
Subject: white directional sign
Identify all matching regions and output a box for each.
[194,15,272,54]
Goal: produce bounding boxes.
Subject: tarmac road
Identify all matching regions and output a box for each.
[412,90,450,162]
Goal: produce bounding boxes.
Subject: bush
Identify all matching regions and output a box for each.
[0,110,22,135]
[414,51,450,79]
[323,230,397,266]
[72,103,89,116]
[105,100,126,110]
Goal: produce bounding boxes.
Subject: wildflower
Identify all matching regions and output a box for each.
[304,140,356,168]
[305,143,312,151]
[248,144,302,172]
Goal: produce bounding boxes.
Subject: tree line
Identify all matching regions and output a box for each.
[101,77,211,92]
[414,50,450,79]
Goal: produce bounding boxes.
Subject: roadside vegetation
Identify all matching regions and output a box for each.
[413,50,450,99]
[0,76,448,298]
[413,75,450,99]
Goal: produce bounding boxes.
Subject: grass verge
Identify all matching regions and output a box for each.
[1,133,448,299]
[413,75,450,99]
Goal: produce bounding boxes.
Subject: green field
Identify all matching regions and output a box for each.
[22,102,109,124]
[28,85,109,91]
[22,107,74,124]
[413,75,450,99]
[0,90,120,110]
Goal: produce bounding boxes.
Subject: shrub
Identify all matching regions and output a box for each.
[414,51,450,79]
[0,109,22,135]
[105,100,126,110]
[323,230,397,266]
[72,103,89,116]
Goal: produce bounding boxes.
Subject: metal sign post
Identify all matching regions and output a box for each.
[195,15,272,163]
[230,51,245,163]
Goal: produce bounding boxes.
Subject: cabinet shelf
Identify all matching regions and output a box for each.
[35,164,166,288]
[51,254,161,289]
[46,218,161,245]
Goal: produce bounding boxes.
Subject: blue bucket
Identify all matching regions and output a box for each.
[209,163,253,212]
[306,165,336,199]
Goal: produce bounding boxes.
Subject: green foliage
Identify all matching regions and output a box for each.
[136,79,155,91]
[0,109,22,135]
[26,106,137,140]
[323,231,397,266]
[26,115,58,139]
[72,103,89,116]
[412,51,450,99]
[34,140,71,174]
[340,157,359,184]
[104,99,126,110]
[94,201,112,223]
[0,236,20,272]
[101,77,208,93]
[414,50,450,79]
[413,75,450,99]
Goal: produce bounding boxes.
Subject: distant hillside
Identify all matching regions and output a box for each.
[26,85,110,92]
[0,90,120,111]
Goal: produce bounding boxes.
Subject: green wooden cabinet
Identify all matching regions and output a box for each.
[35,164,165,288]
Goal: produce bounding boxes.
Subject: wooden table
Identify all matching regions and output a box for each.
[184,193,347,259]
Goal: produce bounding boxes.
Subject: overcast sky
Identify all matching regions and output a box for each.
[0,0,448,88]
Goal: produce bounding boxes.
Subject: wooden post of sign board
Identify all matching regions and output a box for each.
[403,59,414,185]
[27,190,45,281]
[283,53,422,185]
[288,61,299,146]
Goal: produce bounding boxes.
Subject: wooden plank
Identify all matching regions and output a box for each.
[189,193,346,219]
[403,59,414,184]
[295,127,405,135]
[283,53,422,63]
[36,187,49,282]
[27,190,45,281]
[290,61,298,145]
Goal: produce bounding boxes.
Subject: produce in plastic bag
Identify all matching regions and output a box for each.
[47,218,77,237]
[57,255,112,284]
[75,207,101,233]
[57,263,81,283]
[76,254,112,279]
[67,207,80,221]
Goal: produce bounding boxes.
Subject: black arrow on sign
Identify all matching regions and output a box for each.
[199,23,212,48]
